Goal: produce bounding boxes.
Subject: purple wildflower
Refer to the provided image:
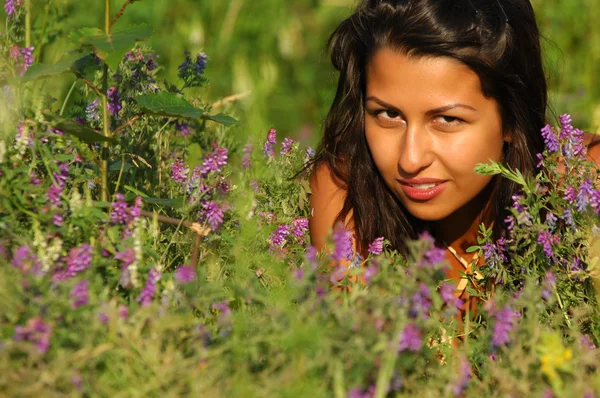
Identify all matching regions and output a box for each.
[199,145,228,177]
[537,230,558,259]
[174,265,196,284]
[561,208,576,231]
[212,300,231,320]
[482,241,504,269]
[54,244,93,280]
[540,124,559,153]
[70,280,89,309]
[178,51,208,87]
[30,171,40,185]
[306,245,317,267]
[491,306,519,348]
[137,267,161,307]
[292,217,309,239]
[119,305,129,319]
[12,245,41,274]
[367,236,384,256]
[363,266,377,283]
[411,283,432,319]
[580,335,596,350]
[241,143,253,168]
[175,121,192,136]
[217,179,230,196]
[541,271,556,301]
[559,114,586,159]
[545,212,557,230]
[504,215,515,231]
[20,46,34,75]
[398,323,422,352]
[98,312,110,324]
[201,201,224,230]
[263,128,277,159]
[452,357,471,397]
[332,223,353,262]
[106,87,121,116]
[304,146,316,165]
[52,213,64,227]
[115,247,136,288]
[576,178,593,213]
[439,282,463,309]
[348,386,376,398]
[110,193,130,224]
[280,137,295,156]
[571,256,584,272]
[46,163,69,207]
[85,99,100,121]
[115,247,136,267]
[269,224,290,248]
[170,159,189,183]
[5,0,16,17]
[293,267,304,281]
[14,317,52,354]
[422,246,445,267]
[329,265,346,285]
[563,186,576,201]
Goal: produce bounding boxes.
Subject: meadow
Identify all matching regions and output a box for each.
[1,0,600,397]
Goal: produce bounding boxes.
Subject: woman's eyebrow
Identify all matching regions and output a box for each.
[365,96,476,115]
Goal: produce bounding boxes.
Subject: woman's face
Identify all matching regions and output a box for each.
[365,48,505,221]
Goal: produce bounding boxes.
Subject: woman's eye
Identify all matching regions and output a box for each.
[433,115,463,126]
[375,110,401,121]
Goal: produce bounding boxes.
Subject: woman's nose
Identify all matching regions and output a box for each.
[397,124,434,176]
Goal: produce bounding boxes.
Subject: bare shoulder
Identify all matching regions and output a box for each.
[584,132,600,165]
[308,162,353,251]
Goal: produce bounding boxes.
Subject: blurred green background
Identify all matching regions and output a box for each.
[13,0,600,144]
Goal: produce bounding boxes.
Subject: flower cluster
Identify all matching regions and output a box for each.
[178,51,208,88]
[137,266,161,307]
[110,194,142,226]
[54,244,93,280]
[13,317,52,354]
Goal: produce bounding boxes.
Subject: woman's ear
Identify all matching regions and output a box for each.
[503,130,513,143]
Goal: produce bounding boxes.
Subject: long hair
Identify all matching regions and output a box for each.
[311,0,547,254]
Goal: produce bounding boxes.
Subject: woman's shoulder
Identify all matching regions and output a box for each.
[584,132,600,165]
[308,161,353,251]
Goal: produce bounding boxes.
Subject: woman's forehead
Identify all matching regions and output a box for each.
[365,48,487,109]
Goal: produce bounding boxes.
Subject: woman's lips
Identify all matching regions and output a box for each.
[398,180,448,201]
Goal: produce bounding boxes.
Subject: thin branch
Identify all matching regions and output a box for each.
[209,90,251,110]
[138,210,211,236]
[190,233,202,269]
[112,114,141,136]
[74,72,104,97]
[111,0,136,27]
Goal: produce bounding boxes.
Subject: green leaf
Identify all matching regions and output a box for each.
[202,113,239,126]
[21,53,89,82]
[69,25,153,71]
[48,116,116,144]
[135,92,203,118]
[123,185,148,197]
[122,185,184,208]
[142,197,185,208]
[108,160,132,173]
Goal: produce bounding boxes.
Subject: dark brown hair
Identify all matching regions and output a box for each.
[311,0,547,254]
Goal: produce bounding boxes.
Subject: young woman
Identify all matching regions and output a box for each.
[308,0,600,302]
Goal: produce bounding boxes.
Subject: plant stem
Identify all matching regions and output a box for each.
[34,2,50,60]
[59,80,78,116]
[73,72,104,97]
[374,319,402,398]
[111,0,137,27]
[25,0,31,47]
[100,0,111,202]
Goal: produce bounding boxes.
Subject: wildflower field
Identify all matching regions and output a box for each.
[2,1,600,397]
